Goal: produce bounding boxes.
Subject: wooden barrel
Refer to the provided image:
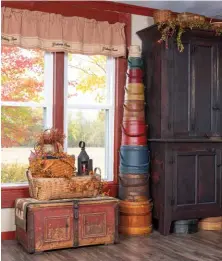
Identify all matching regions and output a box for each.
[120,146,150,167]
[124,88,145,101]
[119,198,152,236]
[125,83,144,95]
[123,100,145,121]
[121,121,147,146]
[127,68,143,78]
[128,57,143,69]
[118,173,150,200]
[199,217,222,231]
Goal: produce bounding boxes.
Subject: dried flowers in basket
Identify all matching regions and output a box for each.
[29,153,76,179]
[27,128,108,200]
[155,10,222,52]
[29,128,75,179]
[153,10,173,24]
[35,128,65,154]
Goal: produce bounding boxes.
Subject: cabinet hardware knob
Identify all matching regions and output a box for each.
[212,106,220,111]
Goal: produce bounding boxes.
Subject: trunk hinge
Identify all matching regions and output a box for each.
[73,200,79,247]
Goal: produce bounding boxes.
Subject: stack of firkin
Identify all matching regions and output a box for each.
[119,46,152,236]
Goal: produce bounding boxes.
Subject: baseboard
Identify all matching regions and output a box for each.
[1,231,16,240]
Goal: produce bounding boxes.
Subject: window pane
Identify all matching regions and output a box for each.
[1,46,44,103]
[67,54,108,105]
[67,109,106,178]
[1,106,44,183]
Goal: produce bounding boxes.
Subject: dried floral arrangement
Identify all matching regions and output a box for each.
[157,19,222,52]
[29,155,76,179]
[34,128,65,156]
[27,128,108,197]
[29,128,76,179]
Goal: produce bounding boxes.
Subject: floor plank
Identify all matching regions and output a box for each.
[2,231,222,261]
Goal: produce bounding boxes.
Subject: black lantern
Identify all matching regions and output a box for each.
[77,141,93,176]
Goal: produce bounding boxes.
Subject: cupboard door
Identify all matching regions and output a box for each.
[172,149,221,210]
[170,42,190,137]
[217,43,222,137]
[190,39,218,137]
[170,38,220,138]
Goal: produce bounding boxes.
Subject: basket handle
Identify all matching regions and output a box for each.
[123,103,144,112]
[119,175,149,187]
[121,124,146,137]
[26,170,34,198]
[94,167,101,176]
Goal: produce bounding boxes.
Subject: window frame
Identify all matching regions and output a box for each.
[1,1,131,208]
[63,54,115,181]
[1,52,53,186]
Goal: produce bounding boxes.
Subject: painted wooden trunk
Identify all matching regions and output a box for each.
[16,197,119,253]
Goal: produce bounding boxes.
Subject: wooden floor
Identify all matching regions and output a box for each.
[2,231,222,261]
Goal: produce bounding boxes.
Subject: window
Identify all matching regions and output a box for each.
[64,54,115,181]
[1,46,53,184]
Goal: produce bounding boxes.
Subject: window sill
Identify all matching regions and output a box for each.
[1,181,118,208]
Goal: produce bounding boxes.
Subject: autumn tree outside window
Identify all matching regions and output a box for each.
[1,47,53,184]
[64,54,115,180]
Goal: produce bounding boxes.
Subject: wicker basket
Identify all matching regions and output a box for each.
[153,10,173,23]
[27,171,102,200]
[177,12,206,25]
[211,22,222,30]
[29,156,75,179]
[198,216,222,231]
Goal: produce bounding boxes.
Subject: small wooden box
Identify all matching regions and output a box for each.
[16,197,119,253]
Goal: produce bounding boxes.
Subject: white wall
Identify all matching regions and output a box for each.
[131,14,154,47]
[1,208,16,232]
[1,13,155,234]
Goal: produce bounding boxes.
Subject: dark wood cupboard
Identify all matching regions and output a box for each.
[137,25,222,235]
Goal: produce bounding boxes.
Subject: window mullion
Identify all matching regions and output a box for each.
[0,102,47,107]
[44,52,53,129]
[64,53,69,152]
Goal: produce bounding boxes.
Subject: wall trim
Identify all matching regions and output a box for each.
[1,231,16,240]
[1,183,118,208]
[1,1,156,17]
[1,186,30,208]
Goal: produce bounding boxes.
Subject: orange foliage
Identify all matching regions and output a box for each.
[1,46,45,147]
